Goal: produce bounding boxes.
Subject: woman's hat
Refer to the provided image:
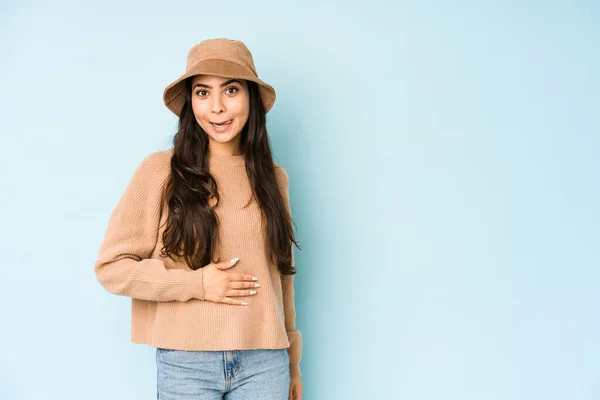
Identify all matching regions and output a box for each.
[163,38,276,117]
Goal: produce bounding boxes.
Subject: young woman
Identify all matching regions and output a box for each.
[94,38,303,400]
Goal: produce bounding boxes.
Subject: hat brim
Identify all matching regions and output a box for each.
[163,59,276,117]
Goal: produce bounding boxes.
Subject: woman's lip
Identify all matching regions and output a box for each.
[211,119,232,125]
[210,119,233,133]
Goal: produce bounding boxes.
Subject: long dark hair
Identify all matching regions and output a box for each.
[159,77,299,275]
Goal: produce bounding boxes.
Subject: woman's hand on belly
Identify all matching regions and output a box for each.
[202,257,261,306]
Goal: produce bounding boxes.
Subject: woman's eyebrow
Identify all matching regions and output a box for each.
[193,79,242,89]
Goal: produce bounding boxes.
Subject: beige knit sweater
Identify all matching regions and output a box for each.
[94,148,302,378]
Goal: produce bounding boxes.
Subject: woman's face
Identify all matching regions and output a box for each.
[190,74,250,154]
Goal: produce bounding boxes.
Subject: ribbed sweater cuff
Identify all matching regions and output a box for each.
[175,267,205,301]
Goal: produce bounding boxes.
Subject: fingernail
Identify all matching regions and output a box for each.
[252,276,258,281]
[230,257,240,264]
[254,283,260,287]
[250,290,256,294]
[241,301,248,306]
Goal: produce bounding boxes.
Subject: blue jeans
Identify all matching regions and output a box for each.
[156,348,290,399]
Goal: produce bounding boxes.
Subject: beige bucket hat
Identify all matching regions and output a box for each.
[162,38,276,117]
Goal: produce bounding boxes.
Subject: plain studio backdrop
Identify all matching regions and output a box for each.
[0,1,598,399]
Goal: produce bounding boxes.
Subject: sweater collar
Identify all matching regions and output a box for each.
[207,151,246,167]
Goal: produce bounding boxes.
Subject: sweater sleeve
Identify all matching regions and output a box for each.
[94,151,206,302]
[276,165,303,379]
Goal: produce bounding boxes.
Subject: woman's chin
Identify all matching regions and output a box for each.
[207,132,242,145]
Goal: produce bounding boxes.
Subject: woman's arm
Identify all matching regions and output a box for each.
[94,151,205,302]
[276,165,303,379]
[282,271,303,378]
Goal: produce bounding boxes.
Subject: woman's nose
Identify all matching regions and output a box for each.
[212,95,225,113]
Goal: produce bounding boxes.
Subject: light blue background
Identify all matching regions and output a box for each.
[1,1,598,399]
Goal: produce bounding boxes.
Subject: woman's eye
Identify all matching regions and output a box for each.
[196,90,208,97]
[226,87,239,94]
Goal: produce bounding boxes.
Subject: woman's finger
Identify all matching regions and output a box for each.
[226,289,257,297]
[228,273,259,282]
[228,281,261,289]
[221,297,248,306]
